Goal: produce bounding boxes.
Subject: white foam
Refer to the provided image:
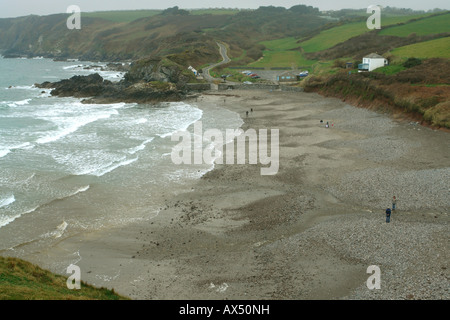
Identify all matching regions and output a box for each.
[72,185,90,196]
[6,85,37,90]
[135,118,148,125]
[43,221,68,239]
[0,149,10,158]
[79,157,139,177]
[0,215,20,228]
[6,99,32,107]
[0,206,38,229]
[157,103,203,139]
[63,64,83,70]
[128,138,154,155]
[0,142,33,158]
[35,104,121,144]
[0,195,15,208]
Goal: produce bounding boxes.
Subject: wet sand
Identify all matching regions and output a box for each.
[7,89,450,300]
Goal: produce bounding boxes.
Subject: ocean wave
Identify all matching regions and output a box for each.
[5,99,32,107]
[6,85,37,90]
[82,157,139,177]
[0,215,19,229]
[42,221,68,239]
[73,185,90,196]
[128,138,154,155]
[36,108,119,144]
[63,64,83,70]
[0,184,90,229]
[0,148,10,158]
[0,195,15,209]
[157,103,203,139]
[0,206,39,229]
[0,142,33,158]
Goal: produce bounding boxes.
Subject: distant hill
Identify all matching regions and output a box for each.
[0,5,330,67]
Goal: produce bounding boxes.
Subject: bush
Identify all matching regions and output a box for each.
[333,59,346,69]
[403,57,422,68]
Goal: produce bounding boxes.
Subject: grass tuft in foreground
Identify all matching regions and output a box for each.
[0,256,129,300]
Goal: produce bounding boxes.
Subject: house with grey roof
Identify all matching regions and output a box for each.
[358,53,388,72]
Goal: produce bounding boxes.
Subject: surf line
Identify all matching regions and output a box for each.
[171,121,279,176]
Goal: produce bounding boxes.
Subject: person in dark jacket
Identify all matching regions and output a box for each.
[386,208,391,223]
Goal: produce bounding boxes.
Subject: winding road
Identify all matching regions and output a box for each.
[202,42,231,83]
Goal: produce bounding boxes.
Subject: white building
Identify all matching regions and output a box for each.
[358,53,388,72]
[188,66,198,76]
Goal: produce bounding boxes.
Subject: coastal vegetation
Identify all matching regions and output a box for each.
[0,256,127,300]
[303,57,450,128]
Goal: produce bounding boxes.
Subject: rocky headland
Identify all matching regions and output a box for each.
[35,56,199,104]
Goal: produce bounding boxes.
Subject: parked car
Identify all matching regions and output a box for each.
[298,71,309,77]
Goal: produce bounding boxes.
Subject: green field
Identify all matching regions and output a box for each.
[379,12,450,37]
[250,36,316,68]
[260,37,301,51]
[298,13,435,53]
[250,50,316,68]
[391,37,450,58]
[251,14,432,68]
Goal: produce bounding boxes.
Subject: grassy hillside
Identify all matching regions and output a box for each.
[379,13,450,37]
[300,12,449,63]
[299,13,435,53]
[250,50,316,69]
[391,37,450,59]
[0,256,128,300]
[82,8,241,23]
[83,10,162,23]
[245,13,443,69]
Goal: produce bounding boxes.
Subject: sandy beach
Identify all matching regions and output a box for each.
[13,89,449,300]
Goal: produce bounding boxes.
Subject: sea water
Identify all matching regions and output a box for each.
[0,57,243,253]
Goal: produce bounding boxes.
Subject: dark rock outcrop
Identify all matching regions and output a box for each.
[35,57,198,104]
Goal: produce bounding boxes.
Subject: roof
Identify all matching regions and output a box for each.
[364,53,385,59]
[279,70,297,76]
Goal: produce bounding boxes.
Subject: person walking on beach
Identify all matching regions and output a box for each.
[246,111,249,117]
[392,196,397,211]
[386,208,391,223]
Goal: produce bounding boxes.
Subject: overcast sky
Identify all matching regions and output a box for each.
[0,0,448,18]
